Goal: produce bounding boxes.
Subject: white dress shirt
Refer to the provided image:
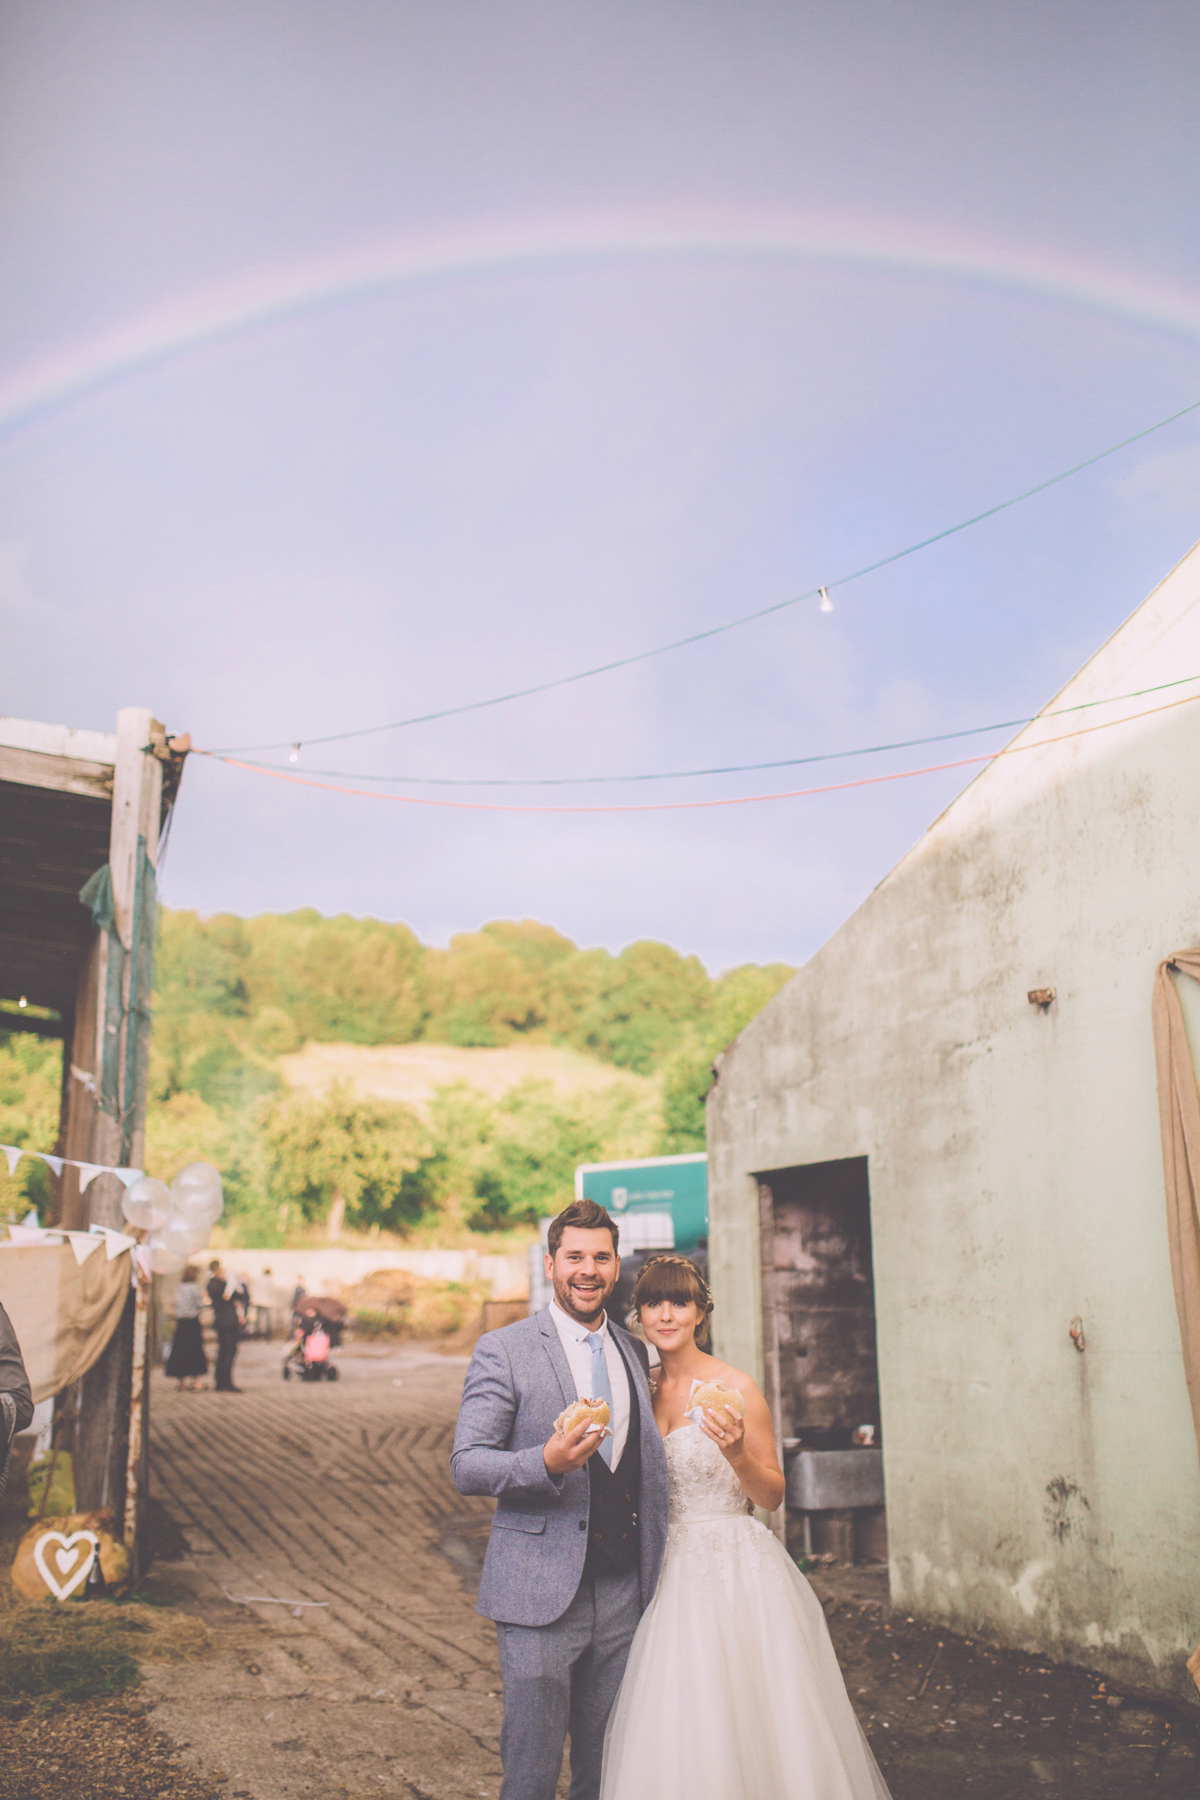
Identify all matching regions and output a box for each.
[549,1300,632,1468]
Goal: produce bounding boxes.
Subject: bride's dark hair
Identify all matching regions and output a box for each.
[630,1255,714,1348]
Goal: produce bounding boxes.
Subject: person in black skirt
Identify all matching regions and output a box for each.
[166,1265,208,1390]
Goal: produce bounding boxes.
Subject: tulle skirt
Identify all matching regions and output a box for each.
[600,1512,891,1800]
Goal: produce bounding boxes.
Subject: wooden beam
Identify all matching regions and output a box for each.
[0,743,114,800]
[0,716,117,762]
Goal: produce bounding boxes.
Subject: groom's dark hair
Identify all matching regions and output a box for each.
[546,1199,620,1258]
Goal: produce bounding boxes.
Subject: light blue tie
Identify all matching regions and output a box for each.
[585,1330,614,1469]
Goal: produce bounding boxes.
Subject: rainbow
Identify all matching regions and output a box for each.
[3,207,1200,436]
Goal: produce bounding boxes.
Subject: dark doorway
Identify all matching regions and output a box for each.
[757,1156,886,1564]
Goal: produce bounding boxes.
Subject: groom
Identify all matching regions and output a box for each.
[452,1198,668,1800]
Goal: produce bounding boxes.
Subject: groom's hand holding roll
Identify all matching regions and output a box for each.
[544,1398,611,1473]
[543,1411,607,1474]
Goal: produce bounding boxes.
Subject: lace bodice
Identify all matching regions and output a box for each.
[665,1423,751,1523]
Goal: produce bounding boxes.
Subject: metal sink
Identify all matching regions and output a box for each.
[786,1447,884,1511]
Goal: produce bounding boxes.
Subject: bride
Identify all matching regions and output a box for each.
[599,1254,891,1800]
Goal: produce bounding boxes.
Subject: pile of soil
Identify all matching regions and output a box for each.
[338,1267,487,1340]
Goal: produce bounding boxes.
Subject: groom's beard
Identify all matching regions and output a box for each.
[551,1272,615,1325]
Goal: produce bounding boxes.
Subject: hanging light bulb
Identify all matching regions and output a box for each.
[289,743,300,763]
[18,996,27,1009]
[818,587,833,614]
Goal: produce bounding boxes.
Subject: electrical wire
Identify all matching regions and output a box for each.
[210,672,1200,788]
[196,686,1200,815]
[210,393,1200,756]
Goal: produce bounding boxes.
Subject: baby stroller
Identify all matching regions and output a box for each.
[283,1295,346,1382]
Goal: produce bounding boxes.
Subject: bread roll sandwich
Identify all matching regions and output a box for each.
[555,1397,611,1436]
[690,1380,745,1418]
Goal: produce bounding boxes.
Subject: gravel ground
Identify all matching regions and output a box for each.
[803,1567,1199,1798]
[0,1694,223,1800]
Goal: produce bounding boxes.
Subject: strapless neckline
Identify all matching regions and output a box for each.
[664,1416,751,1524]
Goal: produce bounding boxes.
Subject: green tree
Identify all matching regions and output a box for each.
[658,1043,720,1155]
[262,1083,428,1232]
[419,929,547,1045]
[0,1032,64,1218]
[404,1078,659,1232]
[245,910,423,1044]
[150,911,254,1104]
[656,962,795,1153]
[574,941,713,1073]
[144,1089,229,1184]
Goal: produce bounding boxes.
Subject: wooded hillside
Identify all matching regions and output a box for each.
[2,911,793,1243]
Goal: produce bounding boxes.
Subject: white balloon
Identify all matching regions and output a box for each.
[173,1160,222,1198]
[174,1185,223,1222]
[171,1162,223,1222]
[146,1238,185,1275]
[163,1214,210,1257]
[122,1177,170,1232]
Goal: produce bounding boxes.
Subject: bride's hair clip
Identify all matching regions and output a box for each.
[629,1254,714,1347]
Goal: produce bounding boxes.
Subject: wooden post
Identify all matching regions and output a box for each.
[69,709,165,1566]
[123,1260,152,1555]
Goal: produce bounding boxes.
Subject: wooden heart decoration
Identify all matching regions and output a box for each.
[32,1528,99,1601]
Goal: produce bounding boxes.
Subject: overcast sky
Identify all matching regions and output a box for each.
[2,2,1199,971]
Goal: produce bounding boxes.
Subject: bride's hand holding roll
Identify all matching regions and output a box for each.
[699,1402,746,1462]
[696,1382,784,1512]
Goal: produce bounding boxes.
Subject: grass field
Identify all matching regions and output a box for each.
[276,1038,658,1119]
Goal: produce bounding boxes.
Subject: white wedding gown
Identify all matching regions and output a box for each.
[599,1423,892,1800]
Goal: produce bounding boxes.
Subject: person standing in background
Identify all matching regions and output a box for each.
[207,1261,242,1393]
[0,1298,34,1501]
[249,1266,276,1339]
[231,1272,251,1334]
[167,1265,208,1389]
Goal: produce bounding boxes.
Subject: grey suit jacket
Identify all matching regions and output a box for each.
[451,1306,669,1627]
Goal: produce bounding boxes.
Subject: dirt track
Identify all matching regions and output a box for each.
[145,1337,504,1799]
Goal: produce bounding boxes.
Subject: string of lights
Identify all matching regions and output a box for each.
[197,686,1200,816]
[210,672,1200,788]
[210,393,1200,757]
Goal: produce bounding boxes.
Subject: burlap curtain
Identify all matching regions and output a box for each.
[0,1241,131,1403]
[1151,952,1200,1462]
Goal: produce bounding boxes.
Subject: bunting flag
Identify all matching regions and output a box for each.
[64,1232,103,1266]
[0,1145,143,1189]
[3,1223,137,1261]
[88,1225,139,1261]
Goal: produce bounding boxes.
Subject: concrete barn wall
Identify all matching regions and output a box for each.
[707,538,1200,1698]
